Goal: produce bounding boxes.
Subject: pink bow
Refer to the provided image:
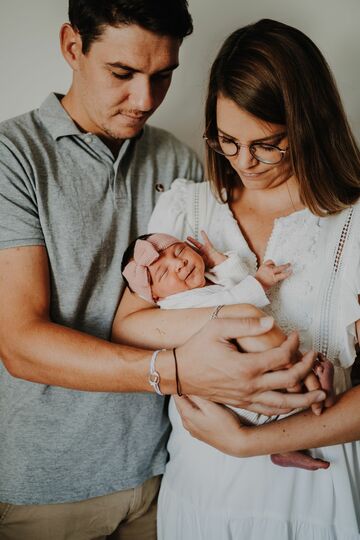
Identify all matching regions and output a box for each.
[122,239,160,303]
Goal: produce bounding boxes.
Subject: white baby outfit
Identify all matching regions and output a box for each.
[148,179,360,540]
[158,250,269,310]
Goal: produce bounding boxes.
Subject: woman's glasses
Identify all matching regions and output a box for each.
[203,133,288,165]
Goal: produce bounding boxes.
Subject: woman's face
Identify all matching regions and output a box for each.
[216,95,293,191]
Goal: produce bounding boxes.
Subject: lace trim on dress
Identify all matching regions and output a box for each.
[313,207,354,364]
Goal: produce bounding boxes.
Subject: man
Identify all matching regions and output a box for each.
[0,1,324,539]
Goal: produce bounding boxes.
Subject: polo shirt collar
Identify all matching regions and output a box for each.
[39,93,83,140]
[39,92,146,144]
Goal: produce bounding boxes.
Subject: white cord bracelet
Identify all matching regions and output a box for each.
[149,349,166,395]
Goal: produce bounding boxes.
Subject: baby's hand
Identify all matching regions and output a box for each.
[187,230,227,268]
[296,354,335,416]
[255,260,292,290]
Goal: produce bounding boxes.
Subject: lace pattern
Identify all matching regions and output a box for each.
[313,207,354,364]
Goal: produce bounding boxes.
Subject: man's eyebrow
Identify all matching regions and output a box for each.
[218,128,286,143]
[106,62,179,74]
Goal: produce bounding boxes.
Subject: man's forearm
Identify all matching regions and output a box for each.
[1,318,176,392]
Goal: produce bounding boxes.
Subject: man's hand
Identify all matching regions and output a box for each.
[176,316,325,413]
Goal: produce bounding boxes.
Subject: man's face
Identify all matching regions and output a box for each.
[67,24,180,140]
[147,243,206,301]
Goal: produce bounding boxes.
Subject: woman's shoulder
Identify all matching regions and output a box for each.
[165,178,213,196]
[156,179,217,213]
[148,179,222,238]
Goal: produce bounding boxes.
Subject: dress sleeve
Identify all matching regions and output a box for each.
[339,224,360,365]
[147,178,197,238]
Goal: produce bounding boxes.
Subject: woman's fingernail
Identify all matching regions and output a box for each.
[260,316,273,329]
[315,392,326,402]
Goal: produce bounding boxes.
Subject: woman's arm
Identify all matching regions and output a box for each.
[112,287,218,349]
[174,384,360,457]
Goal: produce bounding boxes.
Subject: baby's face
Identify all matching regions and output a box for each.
[148,242,206,300]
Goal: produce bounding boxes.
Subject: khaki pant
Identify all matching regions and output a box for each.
[0,475,161,540]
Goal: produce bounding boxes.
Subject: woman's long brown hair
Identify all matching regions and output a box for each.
[205,19,360,215]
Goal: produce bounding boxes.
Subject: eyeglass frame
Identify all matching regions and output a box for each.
[203,132,289,165]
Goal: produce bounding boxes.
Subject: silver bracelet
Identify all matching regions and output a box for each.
[211,304,225,320]
[149,349,166,395]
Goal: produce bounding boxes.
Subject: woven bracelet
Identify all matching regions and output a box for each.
[172,348,183,397]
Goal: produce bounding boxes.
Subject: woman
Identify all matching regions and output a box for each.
[114,19,360,539]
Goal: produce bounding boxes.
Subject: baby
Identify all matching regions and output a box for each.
[121,232,335,470]
[121,231,290,309]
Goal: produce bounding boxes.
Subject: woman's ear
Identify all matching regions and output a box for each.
[59,23,83,71]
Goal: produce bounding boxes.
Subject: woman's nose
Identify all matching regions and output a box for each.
[233,144,257,169]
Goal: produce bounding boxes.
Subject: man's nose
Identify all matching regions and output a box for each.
[129,78,155,112]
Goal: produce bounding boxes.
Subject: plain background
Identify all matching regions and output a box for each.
[0,0,359,158]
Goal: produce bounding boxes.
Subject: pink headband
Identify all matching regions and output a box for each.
[122,233,180,302]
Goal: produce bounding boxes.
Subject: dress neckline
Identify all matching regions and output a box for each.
[219,200,317,268]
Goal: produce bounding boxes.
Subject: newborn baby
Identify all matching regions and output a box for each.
[122,231,290,308]
[121,232,335,470]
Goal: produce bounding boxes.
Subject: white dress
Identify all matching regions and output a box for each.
[148,179,360,540]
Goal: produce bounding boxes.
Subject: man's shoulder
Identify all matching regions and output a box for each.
[141,124,197,158]
[0,108,42,148]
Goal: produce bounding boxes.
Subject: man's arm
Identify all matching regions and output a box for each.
[113,290,326,410]
[0,246,156,391]
[0,245,326,412]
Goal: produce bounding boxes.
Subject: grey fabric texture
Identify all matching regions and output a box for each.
[0,93,203,504]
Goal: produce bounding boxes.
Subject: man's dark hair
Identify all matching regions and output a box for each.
[69,0,193,54]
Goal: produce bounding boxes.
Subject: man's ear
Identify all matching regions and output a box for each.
[59,23,83,70]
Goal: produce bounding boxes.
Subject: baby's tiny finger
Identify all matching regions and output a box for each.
[187,236,203,249]
[274,271,292,281]
[274,263,292,273]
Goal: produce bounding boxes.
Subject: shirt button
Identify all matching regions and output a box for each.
[85,135,93,144]
[155,183,165,192]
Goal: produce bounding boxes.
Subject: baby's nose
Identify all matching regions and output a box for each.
[176,258,187,271]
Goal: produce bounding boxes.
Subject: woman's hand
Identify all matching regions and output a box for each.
[174,395,249,456]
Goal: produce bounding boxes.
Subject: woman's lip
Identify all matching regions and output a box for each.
[240,171,263,177]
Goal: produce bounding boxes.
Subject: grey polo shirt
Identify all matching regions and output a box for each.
[0,93,203,504]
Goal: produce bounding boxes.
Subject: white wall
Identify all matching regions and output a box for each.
[0,0,359,158]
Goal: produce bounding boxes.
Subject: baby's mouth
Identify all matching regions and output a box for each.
[184,266,195,280]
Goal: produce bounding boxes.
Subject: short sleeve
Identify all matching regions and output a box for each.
[147,178,198,238]
[0,137,44,249]
[339,218,360,365]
